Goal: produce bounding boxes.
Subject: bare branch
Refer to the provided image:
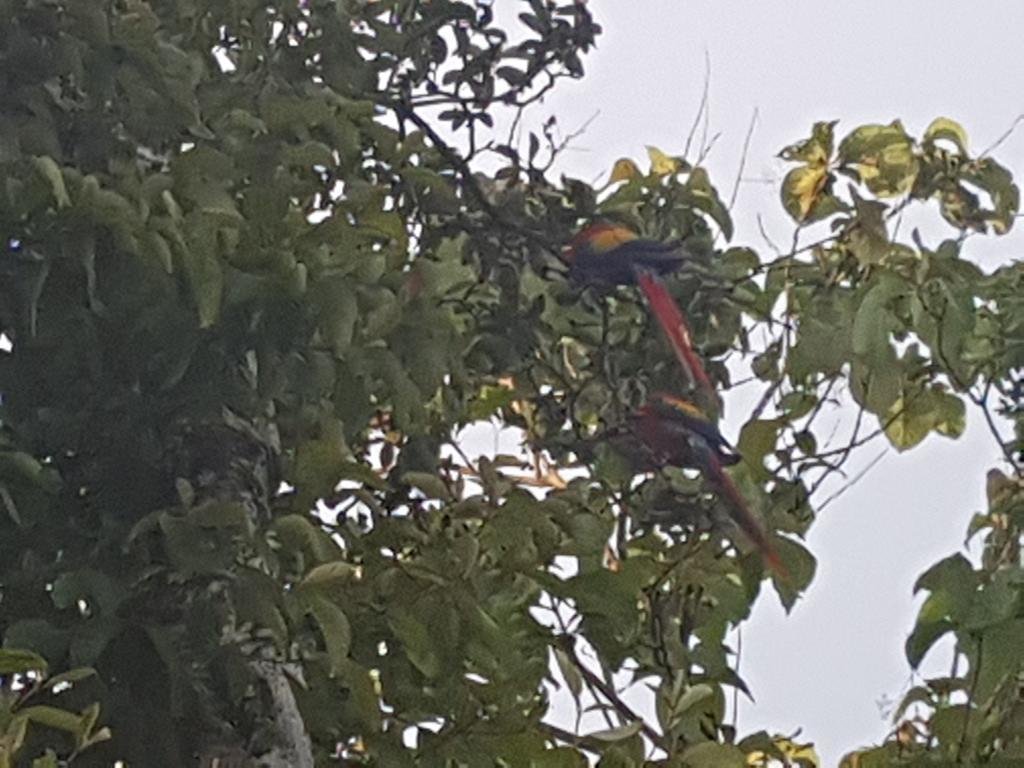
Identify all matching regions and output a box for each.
[682,50,711,163]
[980,113,1024,158]
[727,108,759,212]
[557,635,667,752]
[816,446,889,512]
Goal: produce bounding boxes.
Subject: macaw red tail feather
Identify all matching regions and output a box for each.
[634,270,715,400]
[704,455,791,582]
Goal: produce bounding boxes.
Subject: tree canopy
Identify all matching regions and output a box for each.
[0,2,1022,767]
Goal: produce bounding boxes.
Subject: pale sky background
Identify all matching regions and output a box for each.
[473,2,1024,764]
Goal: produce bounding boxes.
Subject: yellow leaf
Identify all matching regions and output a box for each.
[646,145,681,176]
[779,121,836,165]
[781,165,829,222]
[747,737,821,767]
[924,116,969,154]
[608,158,641,184]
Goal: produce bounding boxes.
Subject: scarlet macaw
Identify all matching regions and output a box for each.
[563,223,715,402]
[630,393,789,580]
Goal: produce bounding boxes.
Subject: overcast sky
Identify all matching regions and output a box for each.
[497,2,1024,763]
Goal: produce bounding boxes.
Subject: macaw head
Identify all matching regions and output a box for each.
[562,222,639,264]
[636,391,740,466]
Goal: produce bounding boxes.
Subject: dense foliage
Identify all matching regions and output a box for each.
[0,2,1021,766]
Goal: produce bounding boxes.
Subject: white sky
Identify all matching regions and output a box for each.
[484,1,1024,763]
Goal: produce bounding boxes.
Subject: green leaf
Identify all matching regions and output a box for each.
[884,385,966,451]
[905,618,954,668]
[608,158,642,184]
[687,167,734,240]
[419,235,476,296]
[19,706,82,735]
[302,592,352,676]
[31,156,70,209]
[838,121,918,197]
[852,277,903,368]
[181,218,224,328]
[915,553,975,596]
[389,611,442,679]
[737,418,784,481]
[973,619,1024,703]
[552,647,583,699]
[961,156,1020,234]
[589,721,644,742]
[674,683,715,715]
[772,537,817,611]
[291,422,348,508]
[0,648,48,675]
[844,193,890,266]
[272,514,343,565]
[680,741,747,768]
[31,750,60,768]
[316,278,359,357]
[401,471,452,500]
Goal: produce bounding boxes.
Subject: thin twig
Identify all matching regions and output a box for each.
[956,635,983,762]
[557,636,666,751]
[980,113,1024,158]
[816,446,889,512]
[698,49,712,158]
[727,108,759,212]
[542,110,600,173]
[548,598,615,733]
[974,380,1020,470]
[756,214,783,257]
[682,51,711,163]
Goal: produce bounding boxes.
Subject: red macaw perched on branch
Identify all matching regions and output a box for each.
[630,393,789,580]
[563,223,715,403]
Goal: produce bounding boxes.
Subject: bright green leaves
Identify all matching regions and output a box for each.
[780,118,914,222]
[837,120,918,197]
[600,147,733,241]
[884,384,965,451]
[780,117,1020,239]
[923,116,969,155]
